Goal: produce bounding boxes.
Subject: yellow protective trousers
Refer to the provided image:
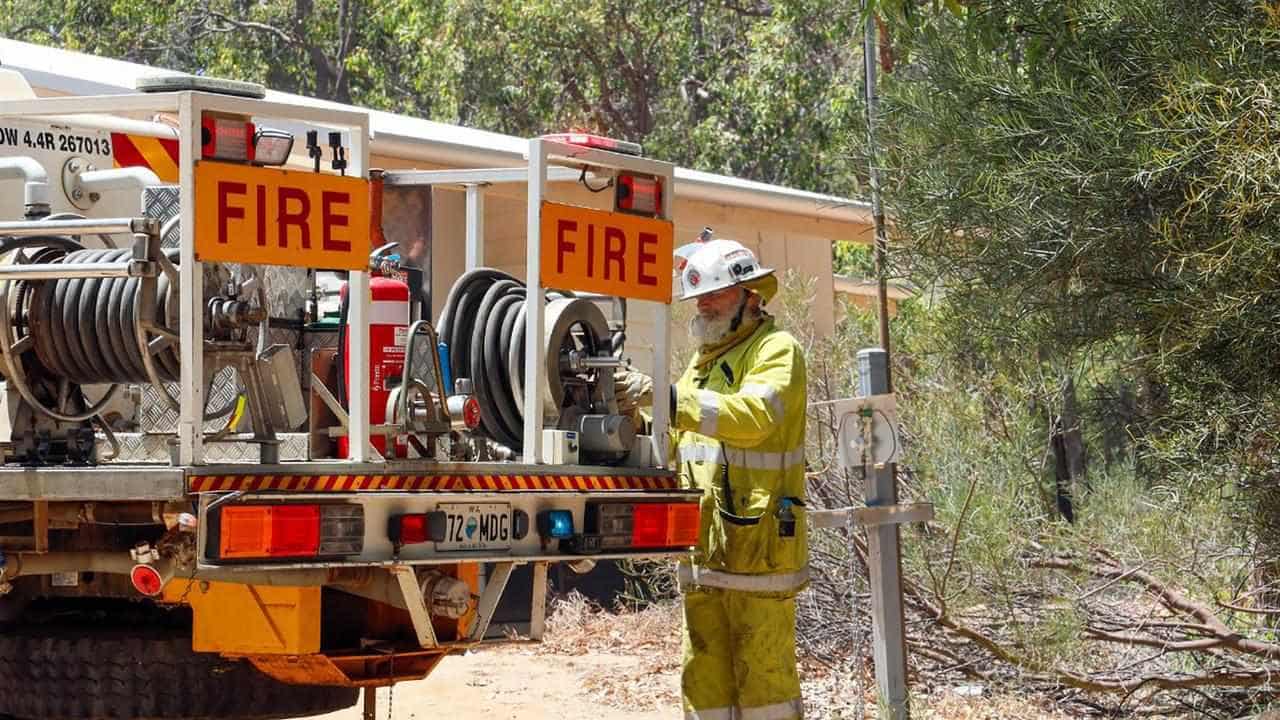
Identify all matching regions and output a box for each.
[682,586,804,720]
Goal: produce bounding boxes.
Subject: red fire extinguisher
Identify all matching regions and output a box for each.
[338,275,409,457]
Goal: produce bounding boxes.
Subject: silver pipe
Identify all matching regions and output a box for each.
[382,167,583,186]
[39,114,179,140]
[0,157,49,186]
[372,136,874,225]
[0,218,149,237]
[0,262,136,280]
[0,157,51,213]
[77,167,163,195]
[566,351,625,371]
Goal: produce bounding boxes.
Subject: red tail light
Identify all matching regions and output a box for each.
[220,505,319,558]
[388,511,446,545]
[586,501,701,550]
[209,504,364,561]
[631,504,669,546]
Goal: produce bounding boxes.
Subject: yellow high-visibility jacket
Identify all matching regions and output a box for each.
[673,316,808,592]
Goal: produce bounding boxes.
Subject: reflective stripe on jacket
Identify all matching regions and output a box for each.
[673,316,808,579]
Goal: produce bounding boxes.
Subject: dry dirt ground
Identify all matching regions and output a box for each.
[315,644,672,720]
[312,595,1073,720]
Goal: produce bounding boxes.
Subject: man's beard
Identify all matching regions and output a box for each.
[690,307,737,345]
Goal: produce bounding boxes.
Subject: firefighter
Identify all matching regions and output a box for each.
[617,235,808,719]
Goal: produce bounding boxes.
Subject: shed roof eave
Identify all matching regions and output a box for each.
[833,274,916,300]
[675,168,873,227]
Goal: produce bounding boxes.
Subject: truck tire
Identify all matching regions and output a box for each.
[0,629,358,720]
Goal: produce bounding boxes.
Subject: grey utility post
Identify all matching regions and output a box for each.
[857,347,910,719]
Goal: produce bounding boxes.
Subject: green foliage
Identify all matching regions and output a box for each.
[452,0,864,193]
[832,241,875,277]
[884,298,1254,689]
[880,0,1280,492]
[871,0,1280,705]
[0,0,862,194]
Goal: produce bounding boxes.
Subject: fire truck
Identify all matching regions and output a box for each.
[0,72,693,719]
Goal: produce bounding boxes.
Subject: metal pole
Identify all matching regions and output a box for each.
[649,162,676,468]
[177,92,204,466]
[0,263,139,280]
[362,687,376,720]
[522,140,547,463]
[347,120,373,463]
[857,347,909,719]
[863,2,893,389]
[0,218,141,236]
[465,183,485,271]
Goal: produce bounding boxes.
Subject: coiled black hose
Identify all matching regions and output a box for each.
[438,268,625,451]
[27,247,180,385]
[437,270,529,449]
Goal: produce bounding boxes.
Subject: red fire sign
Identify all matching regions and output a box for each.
[539,201,673,303]
[195,161,370,270]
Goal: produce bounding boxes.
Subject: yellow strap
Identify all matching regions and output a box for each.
[227,395,247,432]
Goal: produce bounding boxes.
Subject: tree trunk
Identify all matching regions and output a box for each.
[1050,374,1087,523]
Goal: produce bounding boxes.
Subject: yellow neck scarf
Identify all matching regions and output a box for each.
[693,314,769,371]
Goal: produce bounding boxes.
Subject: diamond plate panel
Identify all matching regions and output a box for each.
[101,432,171,465]
[145,185,310,319]
[264,266,310,318]
[101,433,311,464]
[406,329,442,395]
[143,186,181,247]
[140,367,242,433]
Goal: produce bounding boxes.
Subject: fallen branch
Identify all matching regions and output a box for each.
[1035,553,1280,661]
[1217,599,1280,616]
[886,542,1280,694]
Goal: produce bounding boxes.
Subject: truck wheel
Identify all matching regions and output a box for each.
[0,629,359,720]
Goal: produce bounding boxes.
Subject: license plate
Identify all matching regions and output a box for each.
[436,503,512,551]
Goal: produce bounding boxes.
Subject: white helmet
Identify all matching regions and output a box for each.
[673,238,775,301]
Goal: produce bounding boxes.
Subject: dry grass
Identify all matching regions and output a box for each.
[530,591,1073,718]
[540,591,683,658]
[915,694,1074,720]
[534,592,683,710]
[799,658,1072,719]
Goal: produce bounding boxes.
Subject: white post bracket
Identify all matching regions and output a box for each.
[809,503,934,530]
[827,393,900,470]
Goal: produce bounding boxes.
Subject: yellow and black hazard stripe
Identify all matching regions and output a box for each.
[111,132,180,183]
[187,474,678,493]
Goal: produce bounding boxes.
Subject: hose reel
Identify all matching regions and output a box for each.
[436,269,626,456]
[0,220,268,442]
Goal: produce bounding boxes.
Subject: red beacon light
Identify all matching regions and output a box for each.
[616,174,662,216]
[202,114,256,163]
[543,132,643,157]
